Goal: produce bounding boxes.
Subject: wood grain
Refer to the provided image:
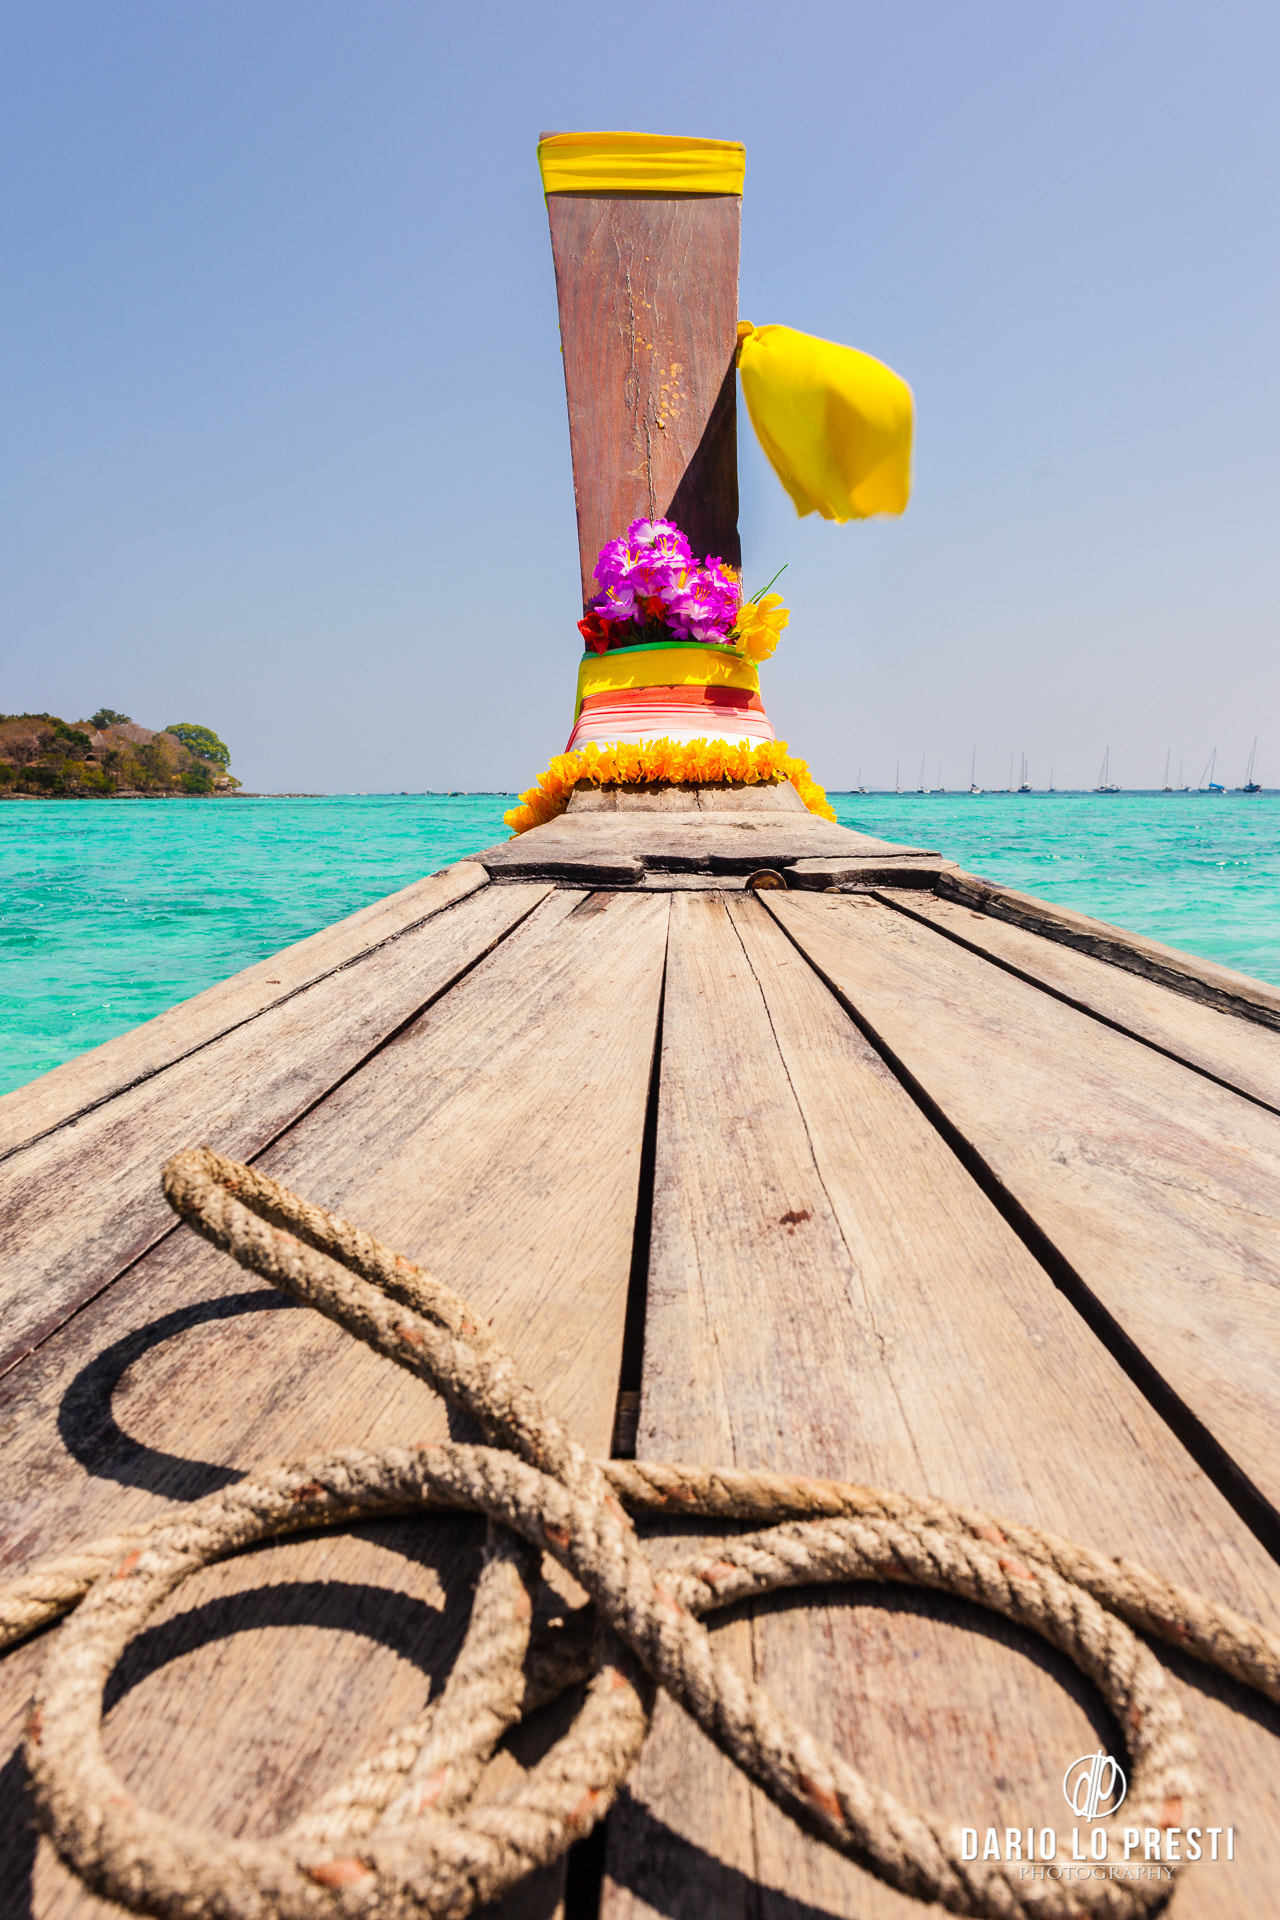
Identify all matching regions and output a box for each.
[938,869,1280,1032]
[0,887,671,1919]
[0,861,489,1160]
[603,891,1280,1919]
[477,813,928,879]
[546,193,741,602]
[0,881,552,1376]
[769,891,1280,1530]
[888,889,1280,1114]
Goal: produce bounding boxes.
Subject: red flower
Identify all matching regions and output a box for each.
[577,613,611,655]
[640,594,667,621]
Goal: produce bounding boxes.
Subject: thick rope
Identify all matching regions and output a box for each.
[2,1148,1274,1918]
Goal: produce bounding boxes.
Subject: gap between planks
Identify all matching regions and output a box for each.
[0,861,492,1164]
[763,891,1280,1556]
[0,887,672,1920]
[876,888,1280,1118]
[0,880,557,1379]
[603,890,1280,1920]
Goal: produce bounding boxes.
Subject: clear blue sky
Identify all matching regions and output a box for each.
[3,1,1277,792]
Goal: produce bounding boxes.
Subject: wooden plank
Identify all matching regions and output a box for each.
[478,812,931,879]
[0,887,670,1919]
[768,891,1280,1531]
[889,889,1280,1114]
[0,860,489,1159]
[545,190,741,603]
[0,881,553,1376]
[938,869,1280,1033]
[790,855,958,889]
[603,891,1280,1919]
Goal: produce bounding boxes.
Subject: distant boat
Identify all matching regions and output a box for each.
[1162,750,1173,793]
[1048,764,1056,793]
[854,765,866,795]
[894,759,902,795]
[932,761,946,795]
[1197,749,1223,794]
[968,747,981,796]
[1094,747,1120,793]
[1017,752,1032,793]
[916,753,926,795]
[1241,736,1262,794]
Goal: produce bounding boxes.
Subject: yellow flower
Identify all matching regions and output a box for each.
[506,735,834,833]
[732,594,790,663]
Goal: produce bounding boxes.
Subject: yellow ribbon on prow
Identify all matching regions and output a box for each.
[736,322,914,523]
[537,131,745,197]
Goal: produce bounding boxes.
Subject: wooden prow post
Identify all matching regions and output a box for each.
[543,139,742,610]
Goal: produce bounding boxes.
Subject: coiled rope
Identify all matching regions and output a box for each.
[6,1146,1278,1918]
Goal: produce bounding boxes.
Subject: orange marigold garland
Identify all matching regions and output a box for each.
[503,738,836,835]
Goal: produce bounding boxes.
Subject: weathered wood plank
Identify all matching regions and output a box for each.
[0,860,489,1160]
[768,891,1280,1532]
[0,888,670,1919]
[0,881,552,1376]
[889,889,1280,1114]
[790,855,958,889]
[479,812,931,879]
[546,191,741,602]
[938,869,1280,1032]
[603,892,1280,1919]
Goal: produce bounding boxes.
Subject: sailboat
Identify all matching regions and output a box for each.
[1162,751,1173,793]
[1017,753,1032,793]
[1048,764,1056,793]
[894,759,902,795]
[1197,749,1224,794]
[916,753,926,794]
[1241,736,1262,794]
[968,747,981,796]
[932,760,946,794]
[1094,748,1119,793]
[854,765,867,795]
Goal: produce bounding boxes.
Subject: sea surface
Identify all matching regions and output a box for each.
[1,789,1276,1098]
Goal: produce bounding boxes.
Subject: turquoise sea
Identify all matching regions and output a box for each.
[1,790,1277,1099]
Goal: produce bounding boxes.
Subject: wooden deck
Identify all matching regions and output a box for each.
[2,791,1278,1917]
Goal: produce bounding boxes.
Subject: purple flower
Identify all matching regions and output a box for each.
[592,584,639,624]
[593,537,634,592]
[665,563,739,642]
[588,521,741,647]
[627,518,692,561]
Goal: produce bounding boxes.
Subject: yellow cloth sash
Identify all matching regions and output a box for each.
[576,645,759,724]
[737,322,913,522]
[538,131,745,197]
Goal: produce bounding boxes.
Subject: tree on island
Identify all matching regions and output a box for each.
[165,723,231,769]
[90,708,132,728]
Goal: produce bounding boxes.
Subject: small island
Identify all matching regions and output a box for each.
[0,709,240,797]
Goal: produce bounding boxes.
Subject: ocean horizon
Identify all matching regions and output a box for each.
[2,789,1277,1099]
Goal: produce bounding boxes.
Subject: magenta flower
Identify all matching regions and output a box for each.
[665,564,738,642]
[587,520,742,649]
[627,518,691,561]
[592,584,639,623]
[593,537,634,592]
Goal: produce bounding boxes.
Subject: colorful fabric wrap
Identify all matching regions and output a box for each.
[537,131,745,197]
[567,643,775,753]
